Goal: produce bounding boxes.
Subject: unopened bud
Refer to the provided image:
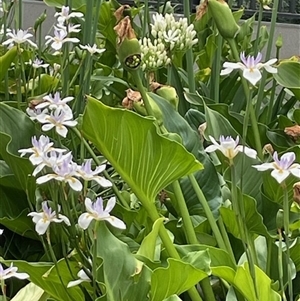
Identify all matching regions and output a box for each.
[293,182,300,205]
[114,16,141,71]
[208,0,240,39]
[151,82,179,110]
[276,34,283,49]
[276,209,284,229]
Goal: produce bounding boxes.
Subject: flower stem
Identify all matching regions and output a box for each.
[278,228,287,301]
[253,4,263,56]
[172,180,216,301]
[255,0,279,117]
[1,279,7,301]
[282,185,293,301]
[92,221,99,300]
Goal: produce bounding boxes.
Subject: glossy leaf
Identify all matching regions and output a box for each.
[82,96,202,202]
[11,283,47,301]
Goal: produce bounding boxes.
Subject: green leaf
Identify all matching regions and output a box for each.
[290,237,300,272]
[0,47,18,82]
[82,96,202,202]
[11,283,47,301]
[151,256,209,301]
[96,222,151,301]
[163,295,182,301]
[273,61,300,99]
[137,218,164,261]
[220,193,271,239]
[0,103,35,192]
[2,259,84,301]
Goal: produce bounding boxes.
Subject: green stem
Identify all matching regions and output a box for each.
[253,4,263,56]
[249,102,263,159]
[188,174,228,253]
[278,228,287,301]
[266,237,273,277]
[172,180,198,244]
[255,0,279,116]
[1,279,7,301]
[230,164,258,299]
[282,185,293,301]
[144,200,203,301]
[266,79,277,124]
[132,71,155,116]
[93,221,99,300]
[211,33,223,102]
[142,0,148,37]
[71,127,129,209]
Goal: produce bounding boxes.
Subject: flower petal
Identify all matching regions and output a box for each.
[78,213,94,230]
[84,198,94,212]
[205,145,219,153]
[94,177,112,187]
[56,126,68,138]
[67,279,85,288]
[271,169,290,184]
[36,174,55,185]
[35,219,50,235]
[105,197,116,213]
[263,64,277,74]
[252,163,274,171]
[67,178,82,191]
[236,145,257,159]
[103,216,126,230]
[289,167,300,179]
[243,68,262,86]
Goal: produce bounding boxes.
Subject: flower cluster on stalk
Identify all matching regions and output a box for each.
[139,13,198,71]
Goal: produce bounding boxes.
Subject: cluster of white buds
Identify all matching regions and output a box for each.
[139,13,198,71]
[139,38,171,71]
[151,13,198,50]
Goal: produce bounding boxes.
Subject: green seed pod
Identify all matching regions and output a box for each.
[34,10,47,33]
[153,83,179,110]
[114,16,141,71]
[276,34,283,49]
[0,46,18,82]
[208,0,240,39]
[133,100,147,116]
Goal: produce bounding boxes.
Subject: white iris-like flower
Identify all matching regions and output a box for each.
[31,58,49,69]
[67,269,91,288]
[77,159,112,187]
[54,6,84,24]
[45,28,79,51]
[0,263,29,280]
[205,135,257,160]
[36,153,82,191]
[253,151,300,184]
[18,135,65,166]
[220,52,277,86]
[36,107,77,138]
[79,43,105,55]
[2,29,37,48]
[56,23,81,33]
[28,201,70,235]
[78,197,126,230]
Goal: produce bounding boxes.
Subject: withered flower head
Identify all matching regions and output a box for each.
[114,16,141,71]
[284,125,300,141]
[293,182,300,205]
[28,98,44,110]
[150,82,179,110]
[114,5,131,23]
[122,89,142,109]
[263,143,274,155]
[196,0,208,20]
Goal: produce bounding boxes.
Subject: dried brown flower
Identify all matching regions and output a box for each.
[284,125,300,141]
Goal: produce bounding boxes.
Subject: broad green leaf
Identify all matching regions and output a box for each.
[220,193,271,239]
[11,283,47,301]
[150,93,222,216]
[273,61,300,99]
[163,295,182,301]
[82,96,202,202]
[0,103,35,192]
[151,257,209,301]
[0,47,18,82]
[96,222,151,301]
[137,218,164,261]
[2,259,84,301]
[290,237,300,272]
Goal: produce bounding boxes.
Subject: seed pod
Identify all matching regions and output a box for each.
[208,0,240,39]
[151,82,179,110]
[114,16,141,71]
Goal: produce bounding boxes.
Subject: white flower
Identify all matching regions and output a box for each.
[36,92,73,115]
[45,28,79,51]
[54,6,84,24]
[220,52,277,86]
[36,153,82,191]
[67,269,91,288]
[205,135,257,160]
[31,58,49,69]
[36,107,77,138]
[28,201,70,235]
[77,159,112,187]
[78,197,126,230]
[56,23,81,33]
[18,135,65,166]
[26,107,49,121]
[79,43,105,55]
[253,151,300,184]
[2,29,37,48]
[0,263,29,280]
[0,229,3,235]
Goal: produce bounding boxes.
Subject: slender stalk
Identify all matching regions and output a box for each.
[211,33,223,102]
[282,185,293,301]
[255,0,279,116]
[92,221,99,300]
[1,279,7,301]
[189,174,227,249]
[266,79,277,124]
[266,237,273,277]
[142,0,149,37]
[253,4,263,56]
[249,103,263,159]
[278,228,287,301]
